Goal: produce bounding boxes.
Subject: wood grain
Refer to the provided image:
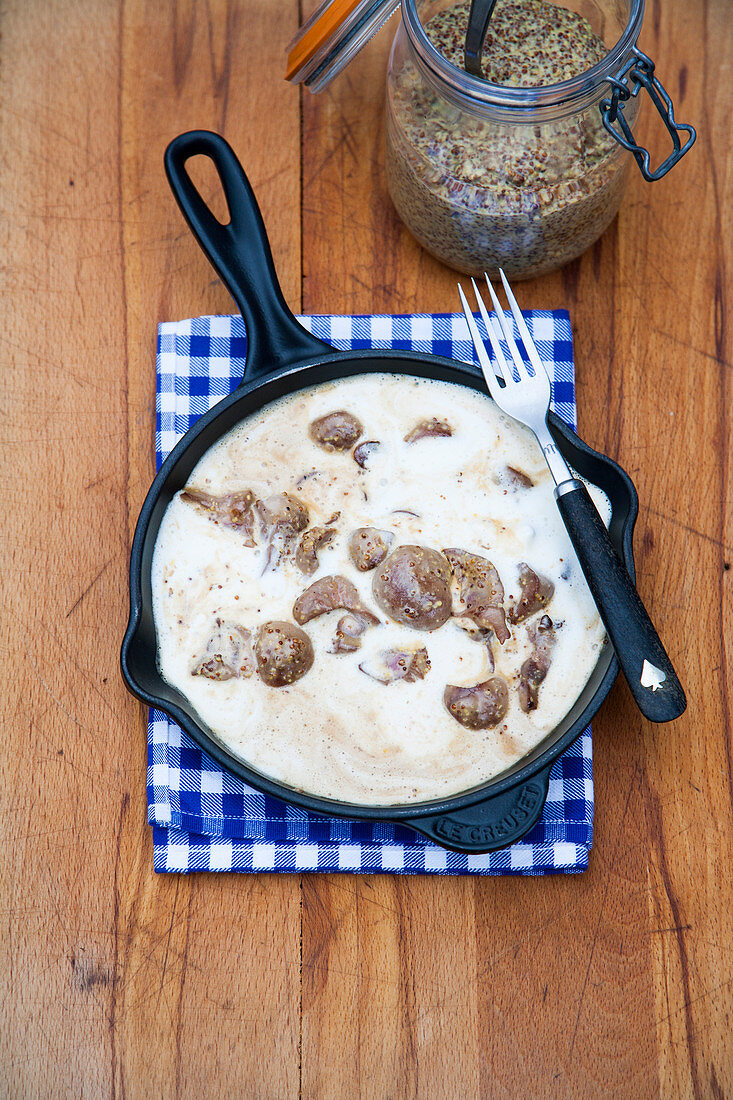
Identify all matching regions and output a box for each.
[300,1,732,1096]
[0,2,302,1097]
[0,0,730,1096]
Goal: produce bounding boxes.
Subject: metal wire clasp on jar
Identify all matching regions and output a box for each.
[385,0,695,279]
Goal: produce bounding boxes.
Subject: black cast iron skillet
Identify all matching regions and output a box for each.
[121,130,639,854]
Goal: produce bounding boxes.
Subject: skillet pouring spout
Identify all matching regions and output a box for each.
[121,130,641,854]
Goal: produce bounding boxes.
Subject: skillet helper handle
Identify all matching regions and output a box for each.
[555,480,686,723]
[407,766,551,853]
[164,131,330,377]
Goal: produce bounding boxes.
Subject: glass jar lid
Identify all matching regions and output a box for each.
[285,0,401,92]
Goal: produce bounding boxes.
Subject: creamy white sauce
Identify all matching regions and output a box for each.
[152,374,607,805]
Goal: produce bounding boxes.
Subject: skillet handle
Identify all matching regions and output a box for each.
[405,766,551,854]
[164,131,331,380]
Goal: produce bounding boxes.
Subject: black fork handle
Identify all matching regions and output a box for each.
[164,131,330,380]
[556,480,686,723]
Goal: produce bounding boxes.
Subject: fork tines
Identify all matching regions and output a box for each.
[458,270,552,410]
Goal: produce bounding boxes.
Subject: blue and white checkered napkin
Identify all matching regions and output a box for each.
[150,311,593,874]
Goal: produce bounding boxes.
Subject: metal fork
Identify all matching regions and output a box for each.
[458,271,686,723]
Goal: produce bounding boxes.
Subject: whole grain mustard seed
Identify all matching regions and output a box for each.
[425,0,606,87]
[386,0,629,278]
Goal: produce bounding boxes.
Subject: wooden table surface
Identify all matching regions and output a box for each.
[1,1,730,1096]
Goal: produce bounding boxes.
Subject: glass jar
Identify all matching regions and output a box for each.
[385,0,694,278]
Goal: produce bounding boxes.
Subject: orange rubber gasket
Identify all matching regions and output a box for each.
[285,0,364,81]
